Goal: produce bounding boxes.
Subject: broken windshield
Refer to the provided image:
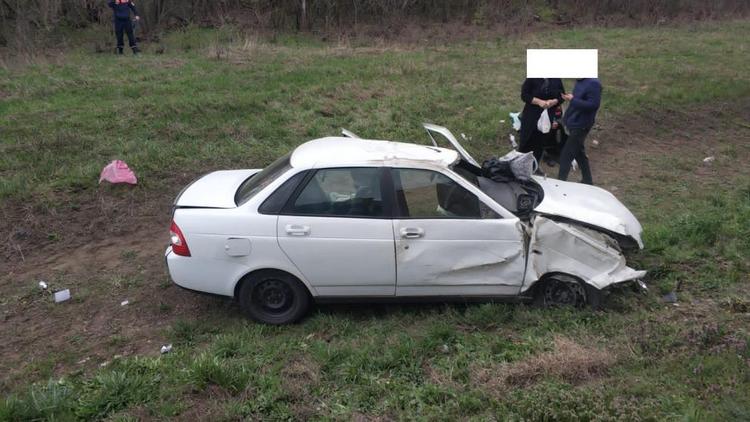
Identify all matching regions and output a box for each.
[450,160,482,187]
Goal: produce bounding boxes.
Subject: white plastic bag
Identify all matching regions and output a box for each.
[537,110,551,134]
[509,112,521,131]
[497,150,537,180]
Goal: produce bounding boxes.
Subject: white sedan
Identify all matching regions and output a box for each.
[166,124,645,324]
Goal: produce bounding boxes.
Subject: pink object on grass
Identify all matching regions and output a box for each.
[99,160,137,185]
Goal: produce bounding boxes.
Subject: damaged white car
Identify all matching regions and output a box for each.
[166,124,645,324]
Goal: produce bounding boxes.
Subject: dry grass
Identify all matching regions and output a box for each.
[281,354,321,399]
[473,336,617,392]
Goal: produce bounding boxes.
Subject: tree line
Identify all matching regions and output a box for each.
[2,0,748,50]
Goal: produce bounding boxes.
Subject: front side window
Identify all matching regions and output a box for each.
[235,153,292,206]
[287,167,385,217]
[393,168,498,219]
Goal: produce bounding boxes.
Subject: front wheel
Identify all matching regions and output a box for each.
[239,271,310,324]
[534,274,602,309]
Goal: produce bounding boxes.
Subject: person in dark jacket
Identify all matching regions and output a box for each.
[559,78,602,185]
[108,0,140,55]
[519,78,566,165]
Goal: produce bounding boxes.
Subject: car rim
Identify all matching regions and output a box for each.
[543,278,585,307]
[252,279,294,314]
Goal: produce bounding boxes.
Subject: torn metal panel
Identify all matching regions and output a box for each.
[523,216,646,291]
[341,128,361,138]
[422,123,481,168]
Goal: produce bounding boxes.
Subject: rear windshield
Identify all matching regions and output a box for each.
[235,153,293,206]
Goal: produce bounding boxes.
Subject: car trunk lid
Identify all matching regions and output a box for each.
[174,169,261,208]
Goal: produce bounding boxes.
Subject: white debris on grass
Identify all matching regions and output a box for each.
[53,289,71,303]
[120,300,129,306]
[703,156,715,164]
[160,344,173,354]
[38,281,48,289]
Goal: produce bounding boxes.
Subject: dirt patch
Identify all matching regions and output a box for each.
[281,354,322,418]
[281,354,321,397]
[472,336,617,392]
[0,179,231,392]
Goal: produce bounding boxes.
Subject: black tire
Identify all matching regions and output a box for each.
[238,271,310,325]
[534,274,601,309]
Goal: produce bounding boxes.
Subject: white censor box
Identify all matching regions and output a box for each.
[527,49,598,78]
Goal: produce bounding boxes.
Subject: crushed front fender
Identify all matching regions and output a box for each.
[522,216,646,292]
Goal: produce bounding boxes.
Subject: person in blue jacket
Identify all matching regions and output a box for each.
[108,0,140,54]
[559,78,602,184]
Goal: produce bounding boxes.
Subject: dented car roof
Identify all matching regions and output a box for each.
[290,137,460,169]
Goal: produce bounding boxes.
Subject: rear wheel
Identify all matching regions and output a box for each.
[238,271,310,324]
[534,274,599,308]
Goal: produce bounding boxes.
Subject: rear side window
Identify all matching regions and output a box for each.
[235,153,292,206]
[393,168,498,219]
[258,171,308,214]
[286,167,385,217]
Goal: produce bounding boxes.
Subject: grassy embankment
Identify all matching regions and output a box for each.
[1,20,749,420]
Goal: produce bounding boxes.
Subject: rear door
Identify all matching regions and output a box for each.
[277,167,396,296]
[390,167,526,296]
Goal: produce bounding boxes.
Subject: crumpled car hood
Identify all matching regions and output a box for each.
[532,176,644,248]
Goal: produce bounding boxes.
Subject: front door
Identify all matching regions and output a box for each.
[277,167,396,296]
[390,168,526,296]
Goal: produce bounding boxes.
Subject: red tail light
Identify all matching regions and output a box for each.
[170,221,191,257]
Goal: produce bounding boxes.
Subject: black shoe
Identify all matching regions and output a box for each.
[117,48,124,55]
[132,46,140,54]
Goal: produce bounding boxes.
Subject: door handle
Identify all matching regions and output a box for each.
[285,224,310,236]
[400,227,424,239]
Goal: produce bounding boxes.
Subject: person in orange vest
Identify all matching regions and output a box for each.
[108,0,140,54]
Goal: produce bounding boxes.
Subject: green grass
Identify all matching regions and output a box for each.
[2,20,750,421]
[2,299,748,420]
[1,21,749,200]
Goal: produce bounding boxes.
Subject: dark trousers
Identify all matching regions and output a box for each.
[558,127,593,184]
[518,131,545,166]
[114,18,136,51]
